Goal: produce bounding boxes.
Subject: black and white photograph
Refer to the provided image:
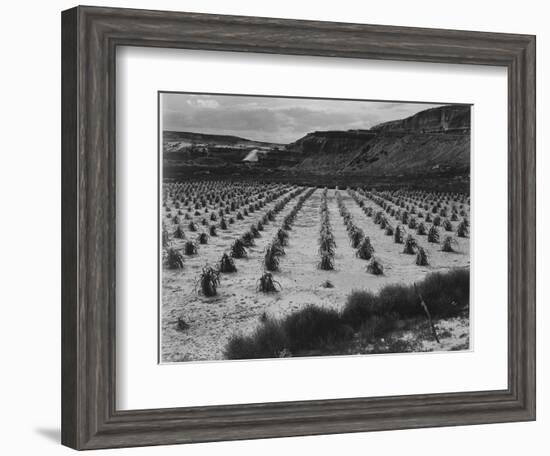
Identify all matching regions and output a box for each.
[160,92,471,363]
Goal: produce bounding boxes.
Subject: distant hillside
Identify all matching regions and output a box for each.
[164,131,281,151]
[163,104,471,190]
[287,104,470,176]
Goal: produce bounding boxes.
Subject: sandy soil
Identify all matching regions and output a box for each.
[161,188,470,362]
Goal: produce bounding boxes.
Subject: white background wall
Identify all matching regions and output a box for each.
[0,0,546,454]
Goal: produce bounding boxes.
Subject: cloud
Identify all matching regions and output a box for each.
[185,98,220,109]
[161,93,444,143]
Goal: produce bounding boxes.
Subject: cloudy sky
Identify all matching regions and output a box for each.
[161,92,444,144]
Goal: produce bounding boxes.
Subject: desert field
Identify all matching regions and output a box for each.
[160,181,470,362]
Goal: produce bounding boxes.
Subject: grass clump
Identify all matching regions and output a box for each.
[263,245,281,272]
[283,306,351,352]
[257,272,282,293]
[344,268,469,322]
[225,320,288,359]
[225,305,351,359]
[457,220,469,237]
[349,227,364,248]
[276,228,289,246]
[441,235,458,252]
[196,266,220,297]
[162,227,171,247]
[427,225,440,243]
[240,231,255,247]
[184,241,198,256]
[270,238,286,257]
[318,252,335,270]
[403,234,418,254]
[230,238,247,258]
[218,253,237,273]
[173,225,185,239]
[366,257,384,275]
[356,237,375,260]
[164,248,184,269]
[394,225,405,244]
[250,224,261,238]
[415,247,429,266]
[319,234,336,256]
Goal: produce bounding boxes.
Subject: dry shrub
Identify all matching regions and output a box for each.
[196,266,220,297]
[319,233,336,256]
[367,257,384,275]
[318,253,335,270]
[250,224,261,238]
[356,237,375,260]
[219,253,237,273]
[416,222,427,235]
[403,234,418,254]
[427,225,440,243]
[257,272,282,292]
[162,227,171,247]
[164,248,184,269]
[349,227,364,248]
[173,225,185,239]
[263,245,281,271]
[184,241,198,255]
[240,231,255,247]
[230,238,247,258]
[416,247,429,266]
[441,235,458,252]
[457,221,469,237]
[277,228,289,246]
[394,225,405,244]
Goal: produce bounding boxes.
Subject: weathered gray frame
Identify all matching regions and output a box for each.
[61,5,536,450]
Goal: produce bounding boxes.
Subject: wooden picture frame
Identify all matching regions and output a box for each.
[61,5,536,450]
